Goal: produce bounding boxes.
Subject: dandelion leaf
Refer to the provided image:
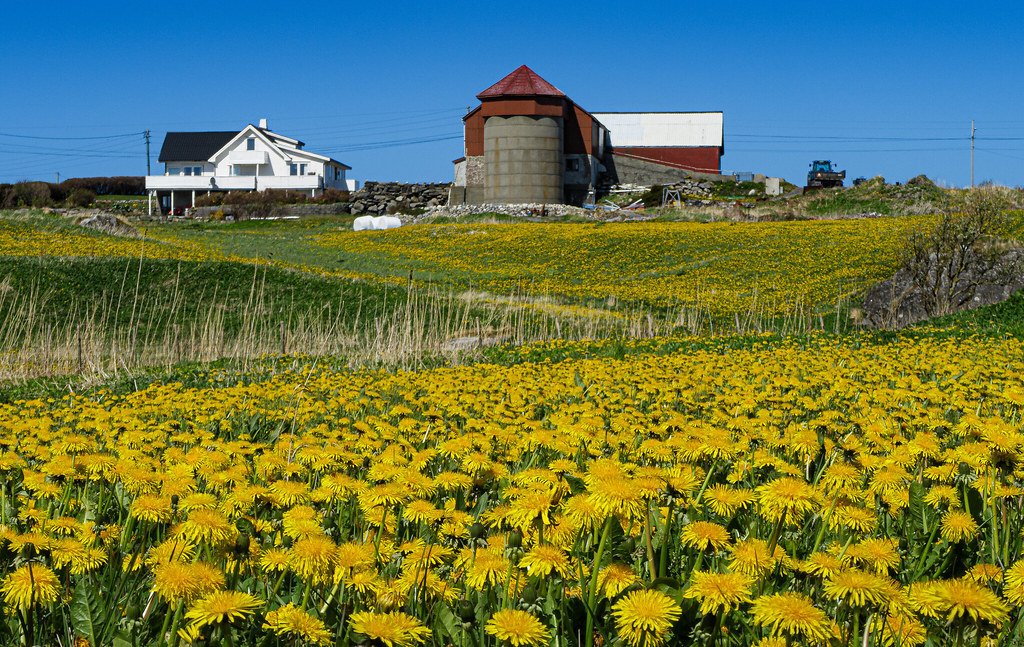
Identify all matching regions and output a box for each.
[71,581,104,647]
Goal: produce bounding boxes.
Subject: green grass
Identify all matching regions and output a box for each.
[920,289,1024,336]
[146,216,356,270]
[803,190,894,216]
[0,255,404,341]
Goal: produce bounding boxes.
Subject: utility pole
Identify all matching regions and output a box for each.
[144,129,151,176]
[970,120,975,188]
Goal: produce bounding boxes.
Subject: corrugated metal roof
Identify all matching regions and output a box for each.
[592,112,724,148]
[477,65,566,99]
[158,131,238,162]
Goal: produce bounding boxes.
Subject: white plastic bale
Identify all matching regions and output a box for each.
[352,215,376,231]
[372,216,402,230]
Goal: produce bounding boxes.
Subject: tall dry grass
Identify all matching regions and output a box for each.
[0,262,855,383]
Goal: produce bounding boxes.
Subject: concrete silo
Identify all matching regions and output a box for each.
[483,115,564,204]
[450,65,608,207]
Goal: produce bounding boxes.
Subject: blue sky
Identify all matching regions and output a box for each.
[2,1,1023,187]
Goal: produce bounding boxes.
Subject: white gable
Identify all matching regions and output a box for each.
[593,112,723,148]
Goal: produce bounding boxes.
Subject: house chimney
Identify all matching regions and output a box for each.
[258,118,268,129]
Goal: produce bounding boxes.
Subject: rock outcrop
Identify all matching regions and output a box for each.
[860,249,1024,328]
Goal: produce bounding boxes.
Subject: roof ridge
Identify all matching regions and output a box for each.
[477,65,566,99]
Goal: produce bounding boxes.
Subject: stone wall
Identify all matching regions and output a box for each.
[344,181,449,215]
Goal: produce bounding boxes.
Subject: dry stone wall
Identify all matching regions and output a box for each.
[344,182,449,215]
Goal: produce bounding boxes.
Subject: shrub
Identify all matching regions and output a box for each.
[221,191,281,220]
[902,187,1019,317]
[65,188,96,208]
[10,181,55,208]
[59,176,145,196]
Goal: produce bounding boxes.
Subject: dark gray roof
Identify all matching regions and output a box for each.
[158,131,238,162]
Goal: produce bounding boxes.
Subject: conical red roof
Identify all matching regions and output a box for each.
[476,65,566,99]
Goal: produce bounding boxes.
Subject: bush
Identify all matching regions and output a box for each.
[902,187,1019,317]
[222,191,281,220]
[65,188,96,208]
[193,188,350,210]
[60,176,144,196]
[10,182,55,208]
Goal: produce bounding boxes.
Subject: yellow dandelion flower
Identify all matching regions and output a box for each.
[288,536,337,584]
[130,495,174,523]
[729,538,788,578]
[1004,560,1024,605]
[599,564,640,598]
[679,521,731,552]
[826,504,877,534]
[1,563,60,611]
[940,511,979,543]
[756,477,818,523]
[968,563,1003,585]
[259,548,290,574]
[153,561,225,605]
[799,552,846,579]
[179,509,235,546]
[844,538,901,574]
[402,499,442,525]
[751,592,834,643]
[348,610,430,647]
[485,609,551,647]
[51,538,107,575]
[683,570,753,615]
[703,485,756,517]
[461,548,510,591]
[822,569,898,608]
[184,590,262,630]
[612,589,681,647]
[519,544,571,578]
[934,579,1009,624]
[263,603,331,646]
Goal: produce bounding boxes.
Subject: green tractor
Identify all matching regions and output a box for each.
[805,160,846,190]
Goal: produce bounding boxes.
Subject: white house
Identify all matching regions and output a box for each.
[145,119,353,215]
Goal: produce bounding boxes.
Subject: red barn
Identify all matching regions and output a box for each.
[451,65,724,206]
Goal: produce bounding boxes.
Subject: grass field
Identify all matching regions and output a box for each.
[1,202,1024,646]
[150,216,927,317]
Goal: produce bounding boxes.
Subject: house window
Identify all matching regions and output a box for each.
[300,163,307,175]
[169,167,180,175]
[184,167,193,176]
[192,166,202,176]
[289,163,298,176]
[246,137,255,151]
[566,158,580,172]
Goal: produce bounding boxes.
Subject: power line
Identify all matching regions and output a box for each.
[0,131,142,141]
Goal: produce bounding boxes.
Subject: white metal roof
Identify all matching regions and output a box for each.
[591,112,723,148]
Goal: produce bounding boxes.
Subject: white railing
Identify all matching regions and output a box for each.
[145,175,325,191]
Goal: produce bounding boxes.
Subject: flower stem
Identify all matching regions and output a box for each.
[585,516,614,647]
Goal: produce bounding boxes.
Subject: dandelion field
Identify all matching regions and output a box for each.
[4,207,1024,646]
[2,334,1024,646]
[158,217,926,316]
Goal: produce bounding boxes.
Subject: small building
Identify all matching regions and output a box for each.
[145,119,351,215]
[450,66,724,206]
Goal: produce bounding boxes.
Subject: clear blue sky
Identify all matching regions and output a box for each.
[2,1,1022,187]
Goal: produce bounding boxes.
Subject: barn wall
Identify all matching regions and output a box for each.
[610,147,722,174]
